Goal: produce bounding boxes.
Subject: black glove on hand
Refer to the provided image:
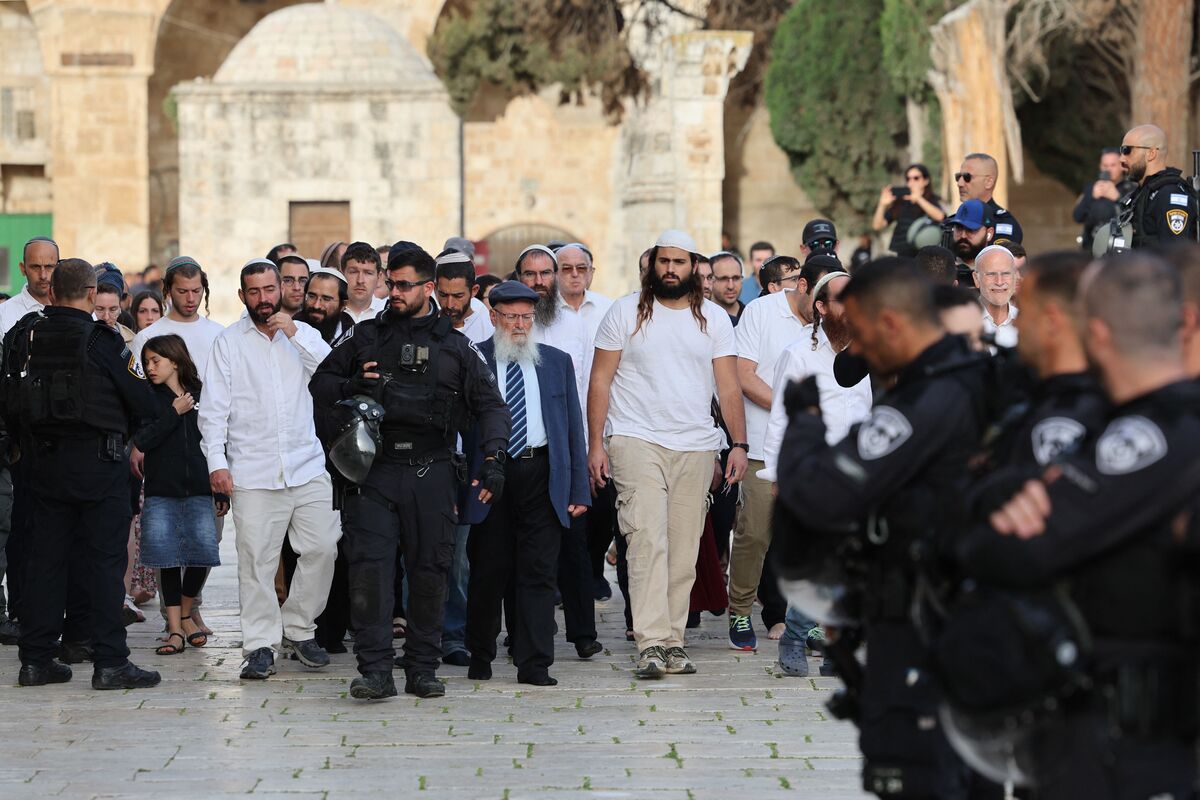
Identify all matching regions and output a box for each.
[783,375,822,418]
[345,368,379,398]
[479,457,506,503]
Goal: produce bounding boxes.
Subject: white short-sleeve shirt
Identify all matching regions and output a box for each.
[735,290,809,459]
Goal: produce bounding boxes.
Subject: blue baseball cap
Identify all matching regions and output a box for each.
[950,199,992,231]
[487,280,539,306]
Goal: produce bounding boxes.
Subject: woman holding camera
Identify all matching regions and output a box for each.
[872,163,946,257]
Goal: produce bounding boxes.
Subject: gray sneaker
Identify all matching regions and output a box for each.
[664,647,696,675]
[634,646,667,679]
[281,637,330,668]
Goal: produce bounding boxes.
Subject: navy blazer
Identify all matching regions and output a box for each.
[463,339,590,528]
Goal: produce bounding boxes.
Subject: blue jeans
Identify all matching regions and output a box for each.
[441,524,470,655]
[780,604,817,645]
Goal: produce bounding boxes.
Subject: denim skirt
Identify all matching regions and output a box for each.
[140,495,221,568]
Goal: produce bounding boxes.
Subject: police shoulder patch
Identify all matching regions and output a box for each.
[127,351,145,379]
[1030,416,1086,465]
[467,339,487,364]
[856,406,913,461]
[995,223,1013,236]
[1166,208,1189,235]
[1095,415,1167,475]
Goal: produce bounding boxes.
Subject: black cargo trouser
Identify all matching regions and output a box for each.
[341,461,456,676]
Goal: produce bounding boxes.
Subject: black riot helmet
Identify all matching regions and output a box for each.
[324,395,385,483]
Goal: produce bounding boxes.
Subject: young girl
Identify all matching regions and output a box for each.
[134,334,227,655]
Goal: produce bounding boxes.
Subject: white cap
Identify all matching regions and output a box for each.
[516,243,557,268]
[310,266,348,285]
[975,244,1016,270]
[654,229,701,257]
[305,258,321,271]
[242,257,276,270]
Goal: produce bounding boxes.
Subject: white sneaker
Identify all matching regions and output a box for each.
[634,646,667,679]
[664,647,696,675]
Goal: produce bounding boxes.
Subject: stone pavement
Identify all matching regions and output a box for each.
[0,535,867,799]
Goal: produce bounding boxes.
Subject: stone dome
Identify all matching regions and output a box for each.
[213,2,439,88]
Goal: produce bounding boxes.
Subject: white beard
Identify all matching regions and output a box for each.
[494,327,541,367]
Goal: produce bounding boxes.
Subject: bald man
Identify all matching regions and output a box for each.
[955,152,1023,243]
[1118,123,1198,249]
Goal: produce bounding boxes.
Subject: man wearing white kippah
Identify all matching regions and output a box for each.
[589,230,748,680]
[974,244,1020,349]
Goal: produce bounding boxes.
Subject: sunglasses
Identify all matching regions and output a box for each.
[1119,145,1154,156]
[954,172,974,183]
[384,279,430,292]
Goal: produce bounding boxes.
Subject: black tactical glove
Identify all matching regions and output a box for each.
[344,367,380,399]
[478,457,506,504]
[783,375,822,418]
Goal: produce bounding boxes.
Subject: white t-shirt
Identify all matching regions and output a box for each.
[735,290,809,459]
[594,294,735,452]
[0,286,44,341]
[459,297,495,344]
[131,315,226,379]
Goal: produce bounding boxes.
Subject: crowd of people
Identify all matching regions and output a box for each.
[0,121,1199,795]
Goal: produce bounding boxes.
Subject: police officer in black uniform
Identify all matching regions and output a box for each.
[1,258,160,689]
[310,244,510,700]
[772,259,995,798]
[1119,123,1199,250]
[958,251,1200,799]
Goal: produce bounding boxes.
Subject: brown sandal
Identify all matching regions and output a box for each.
[156,632,185,655]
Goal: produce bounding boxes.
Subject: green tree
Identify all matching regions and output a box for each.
[765,0,908,230]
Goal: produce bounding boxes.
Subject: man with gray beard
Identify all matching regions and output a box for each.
[515,245,601,658]
[462,282,590,685]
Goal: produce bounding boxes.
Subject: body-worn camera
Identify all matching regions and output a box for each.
[399,344,431,373]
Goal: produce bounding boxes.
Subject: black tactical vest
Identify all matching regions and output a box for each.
[377,315,466,455]
[21,314,128,436]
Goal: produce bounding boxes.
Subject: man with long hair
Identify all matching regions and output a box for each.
[588,230,748,680]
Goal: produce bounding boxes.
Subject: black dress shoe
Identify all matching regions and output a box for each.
[575,639,603,659]
[350,671,397,700]
[56,640,94,664]
[517,672,558,687]
[92,661,161,690]
[0,617,20,645]
[442,650,471,667]
[18,660,72,686]
[404,672,445,698]
[467,660,492,681]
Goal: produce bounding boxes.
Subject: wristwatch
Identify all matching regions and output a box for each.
[730,442,750,452]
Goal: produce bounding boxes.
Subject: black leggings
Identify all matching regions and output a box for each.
[159,567,210,607]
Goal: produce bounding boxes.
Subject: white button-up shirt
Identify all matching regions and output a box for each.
[982,302,1018,349]
[0,286,45,340]
[496,356,548,449]
[345,295,387,325]
[199,316,332,490]
[758,325,873,482]
[558,289,613,344]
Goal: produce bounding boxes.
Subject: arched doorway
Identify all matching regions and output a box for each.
[480,223,579,277]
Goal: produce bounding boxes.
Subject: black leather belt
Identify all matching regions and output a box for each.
[511,444,548,460]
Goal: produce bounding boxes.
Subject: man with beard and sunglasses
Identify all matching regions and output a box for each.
[310,245,510,700]
[199,259,341,681]
[1117,123,1199,249]
[589,230,748,680]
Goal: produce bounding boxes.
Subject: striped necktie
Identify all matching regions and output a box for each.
[506,361,527,457]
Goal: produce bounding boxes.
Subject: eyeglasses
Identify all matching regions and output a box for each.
[954,172,974,183]
[281,276,308,287]
[1120,145,1154,156]
[495,311,535,324]
[519,269,555,281]
[385,279,430,292]
[776,274,803,286]
[714,275,743,284]
[558,265,592,276]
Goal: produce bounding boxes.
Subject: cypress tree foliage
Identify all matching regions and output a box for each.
[764,0,908,230]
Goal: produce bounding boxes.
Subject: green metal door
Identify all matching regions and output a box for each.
[0,213,52,294]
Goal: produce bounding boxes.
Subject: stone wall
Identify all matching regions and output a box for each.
[175,85,460,320]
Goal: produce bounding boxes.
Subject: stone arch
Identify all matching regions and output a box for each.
[479,222,580,276]
[148,0,309,264]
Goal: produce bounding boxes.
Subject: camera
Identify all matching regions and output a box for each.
[891,185,910,198]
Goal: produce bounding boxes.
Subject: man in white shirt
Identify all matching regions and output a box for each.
[518,243,600,655]
[974,244,1020,349]
[0,236,57,341]
[727,254,827,651]
[589,229,748,680]
[131,257,224,377]
[432,249,494,667]
[759,271,872,678]
[199,259,340,681]
[342,242,387,325]
[556,243,619,605]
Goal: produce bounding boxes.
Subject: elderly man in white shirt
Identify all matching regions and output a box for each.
[759,271,872,677]
[973,244,1019,349]
[199,259,341,681]
[0,236,58,340]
